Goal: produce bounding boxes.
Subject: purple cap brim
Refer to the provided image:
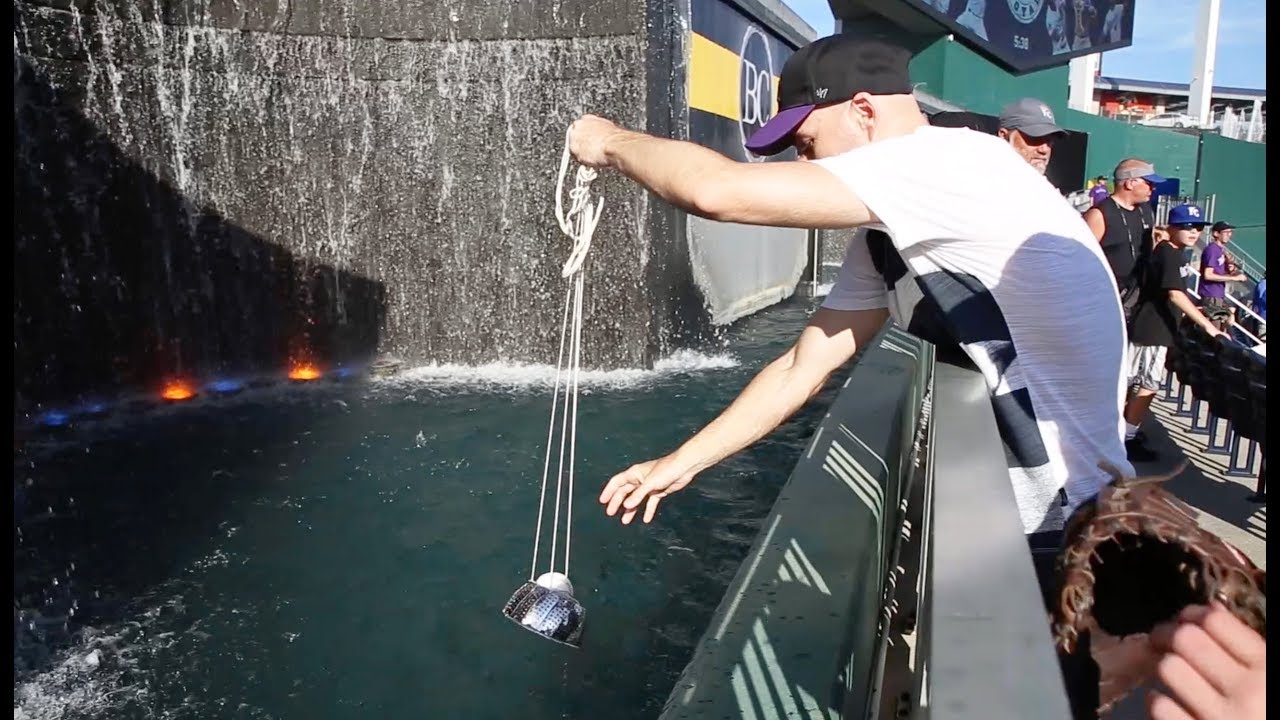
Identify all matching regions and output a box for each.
[744,104,815,156]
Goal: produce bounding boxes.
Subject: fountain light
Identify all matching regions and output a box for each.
[288,364,322,382]
[161,381,196,402]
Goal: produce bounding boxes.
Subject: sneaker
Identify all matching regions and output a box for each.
[1125,438,1159,463]
[1246,492,1266,504]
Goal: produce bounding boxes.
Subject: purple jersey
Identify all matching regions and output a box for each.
[1199,243,1228,298]
[1089,184,1109,206]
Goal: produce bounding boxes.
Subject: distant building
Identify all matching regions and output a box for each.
[1071,69,1266,142]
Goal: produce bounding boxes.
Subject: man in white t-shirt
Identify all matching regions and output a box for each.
[569,31,1130,706]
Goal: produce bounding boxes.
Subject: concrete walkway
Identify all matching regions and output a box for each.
[1135,392,1266,567]
[1110,388,1266,720]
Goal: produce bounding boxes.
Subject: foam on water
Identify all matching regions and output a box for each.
[379,349,740,391]
[14,559,244,719]
[14,621,155,720]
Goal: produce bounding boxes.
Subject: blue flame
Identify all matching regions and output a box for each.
[208,379,247,395]
[38,411,71,428]
[330,367,359,380]
[78,400,112,417]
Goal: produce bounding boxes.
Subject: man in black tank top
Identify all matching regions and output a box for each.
[1083,159,1162,295]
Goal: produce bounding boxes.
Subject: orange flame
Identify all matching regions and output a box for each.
[161,381,196,401]
[288,364,321,381]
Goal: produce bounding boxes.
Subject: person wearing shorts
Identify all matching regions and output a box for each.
[1123,204,1223,461]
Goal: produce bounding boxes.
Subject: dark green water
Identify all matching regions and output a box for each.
[14,297,845,720]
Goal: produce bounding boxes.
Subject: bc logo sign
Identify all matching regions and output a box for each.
[738,25,774,162]
[1007,0,1044,23]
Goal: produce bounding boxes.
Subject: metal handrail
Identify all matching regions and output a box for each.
[923,361,1072,720]
[1223,239,1267,281]
[1185,284,1265,346]
[1227,293,1267,332]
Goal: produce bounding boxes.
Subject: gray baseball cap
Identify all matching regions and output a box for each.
[1113,161,1167,184]
[998,97,1065,138]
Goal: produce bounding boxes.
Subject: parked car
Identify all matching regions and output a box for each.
[1140,112,1199,128]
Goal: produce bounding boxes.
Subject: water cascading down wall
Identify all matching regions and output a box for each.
[13,0,813,411]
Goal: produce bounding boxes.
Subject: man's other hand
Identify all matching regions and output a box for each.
[599,455,697,526]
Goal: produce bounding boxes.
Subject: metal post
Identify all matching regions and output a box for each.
[1205,416,1232,455]
[796,228,822,298]
[1188,0,1221,129]
[1225,433,1260,478]
[1188,397,1212,435]
[1174,382,1196,417]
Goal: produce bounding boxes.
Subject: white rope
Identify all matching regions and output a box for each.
[528,285,572,581]
[528,129,603,581]
[556,129,604,278]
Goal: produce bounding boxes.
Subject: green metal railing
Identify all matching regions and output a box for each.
[658,331,1072,720]
[657,326,933,720]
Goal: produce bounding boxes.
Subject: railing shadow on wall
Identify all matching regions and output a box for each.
[656,326,933,720]
[655,331,1074,720]
[13,53,387,677]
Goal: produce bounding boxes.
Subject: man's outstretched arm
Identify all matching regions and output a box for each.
[568,115,875,229]
[600,306,890,525]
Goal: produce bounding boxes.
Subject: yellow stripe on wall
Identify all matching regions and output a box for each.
[688,32,741,121]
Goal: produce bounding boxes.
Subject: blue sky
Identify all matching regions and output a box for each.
[783,0,1266,89]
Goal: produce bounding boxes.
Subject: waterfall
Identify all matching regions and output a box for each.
[14,1,690,410]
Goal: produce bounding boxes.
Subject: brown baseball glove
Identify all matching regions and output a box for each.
[1052,461,1267,715]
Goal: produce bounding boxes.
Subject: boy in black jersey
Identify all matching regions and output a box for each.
[1122,203,1224,461]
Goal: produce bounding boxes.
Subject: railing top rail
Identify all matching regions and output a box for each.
[925,361,1072,720]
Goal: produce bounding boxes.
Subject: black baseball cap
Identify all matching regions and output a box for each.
[1211,220,1235,232]
[744,33,913,157]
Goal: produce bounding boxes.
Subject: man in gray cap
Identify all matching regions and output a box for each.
[997,97,1067,175]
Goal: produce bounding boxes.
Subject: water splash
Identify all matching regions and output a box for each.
[385,349,740,391]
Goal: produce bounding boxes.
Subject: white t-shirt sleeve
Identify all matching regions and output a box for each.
[821,229,889,312]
